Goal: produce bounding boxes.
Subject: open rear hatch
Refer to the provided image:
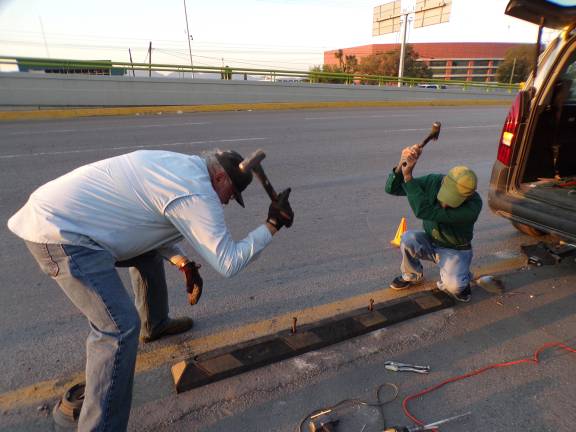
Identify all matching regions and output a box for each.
[505,1,576,210]
[506,0,576,29]
[518,36,576,210]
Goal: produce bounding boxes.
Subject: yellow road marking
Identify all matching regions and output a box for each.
[0,256,524,410]
[0,99,511,121]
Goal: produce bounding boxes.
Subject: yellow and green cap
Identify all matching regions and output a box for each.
[437,166,477,208]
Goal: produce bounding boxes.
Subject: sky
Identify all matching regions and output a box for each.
[0,0,549,72]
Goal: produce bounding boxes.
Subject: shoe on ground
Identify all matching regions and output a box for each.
[141,317,194,343]
[446,285,471,303]
[390,275,423,290]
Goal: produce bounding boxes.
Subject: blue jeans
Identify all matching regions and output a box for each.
[399,230,473,295]
[124,251,170,339]
[25,242,169,431]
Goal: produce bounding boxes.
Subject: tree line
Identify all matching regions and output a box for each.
[309,44,533,84]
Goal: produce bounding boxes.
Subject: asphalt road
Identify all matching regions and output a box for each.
[1,106,574,431]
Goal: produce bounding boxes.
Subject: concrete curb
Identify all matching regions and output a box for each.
[0,99,512,121]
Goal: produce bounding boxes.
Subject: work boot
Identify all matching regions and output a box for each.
[141,317,194,343]
[389,275,423,290]
[446,285,471,303]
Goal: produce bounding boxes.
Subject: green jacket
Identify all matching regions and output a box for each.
[385,169,482,249]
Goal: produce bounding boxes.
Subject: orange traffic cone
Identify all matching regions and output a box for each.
[390,217,407,247]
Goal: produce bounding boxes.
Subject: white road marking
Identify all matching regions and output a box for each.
[5,122,209,136]
[383,125,500,133]
[0,137,266,159]
[451,125,500,129]
[304,114,418,120]
[7,128,79,135]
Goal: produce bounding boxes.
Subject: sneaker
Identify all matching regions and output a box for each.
[447,285,471,303]
[141,317,194,343]
[390,275,423,290]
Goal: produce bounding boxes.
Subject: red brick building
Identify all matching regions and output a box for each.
[324,42,531,82]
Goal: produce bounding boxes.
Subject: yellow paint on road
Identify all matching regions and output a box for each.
[0,99,511,121]
[0,256,524,411]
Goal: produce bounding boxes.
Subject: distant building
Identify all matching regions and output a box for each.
[324,42,531,82]
[17,58,126,76]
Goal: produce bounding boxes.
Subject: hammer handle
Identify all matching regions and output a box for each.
[402,123,441,166]
[253,165,278,201]
[419,134,434,149]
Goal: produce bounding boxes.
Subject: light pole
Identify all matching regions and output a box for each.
[398,13,409,87]
[183,0,195,78]
[39,17,50,58]
[509,57,517,85]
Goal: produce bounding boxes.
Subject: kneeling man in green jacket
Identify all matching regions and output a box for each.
[385,144,482,302]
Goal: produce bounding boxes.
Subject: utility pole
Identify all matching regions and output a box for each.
[39,17,50,58]
[148,42,152,78]
[128,49,135,77]
[398,13,409,87]
[509,57,517,85]
[183,0,195,78]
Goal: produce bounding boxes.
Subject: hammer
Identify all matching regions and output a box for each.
[402,121,441,167]
[239,149,278,201]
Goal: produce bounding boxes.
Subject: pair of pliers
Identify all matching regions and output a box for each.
[384,361,430,374]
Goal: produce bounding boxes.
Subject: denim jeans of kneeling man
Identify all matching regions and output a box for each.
[400,230,473,294]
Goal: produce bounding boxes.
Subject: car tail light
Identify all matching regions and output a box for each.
[497,91,525,166]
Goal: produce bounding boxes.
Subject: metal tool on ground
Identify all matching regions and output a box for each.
[521,241,576,266]
[308,409,339,432]
[402,122,441,167]
[305,383,399,432]
[475,275,505,294]
[239,149,278,201]
[384,361,430,374]
[383,412,471,432]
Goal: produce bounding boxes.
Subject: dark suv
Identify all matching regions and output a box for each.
[488,0,576,241]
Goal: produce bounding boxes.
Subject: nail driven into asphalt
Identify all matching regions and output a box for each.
[291,317,298,334]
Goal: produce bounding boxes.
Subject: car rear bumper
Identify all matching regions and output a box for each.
[489,161,576,241]
[489,185,576,242]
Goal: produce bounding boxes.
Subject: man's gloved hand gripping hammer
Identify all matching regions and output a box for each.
[239,149,294,230]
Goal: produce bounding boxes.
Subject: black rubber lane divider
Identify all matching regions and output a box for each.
[171,289,454,393]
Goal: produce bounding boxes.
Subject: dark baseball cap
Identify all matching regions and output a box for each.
[215,150,253,207]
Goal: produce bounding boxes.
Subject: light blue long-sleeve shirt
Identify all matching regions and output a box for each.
[8,150,272,277]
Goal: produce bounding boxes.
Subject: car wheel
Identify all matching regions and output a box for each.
[512,221,546,237]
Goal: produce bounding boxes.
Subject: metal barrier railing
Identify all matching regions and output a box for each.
[0,55,521,93]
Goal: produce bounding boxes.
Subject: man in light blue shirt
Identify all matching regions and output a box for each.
[8,149,294,431]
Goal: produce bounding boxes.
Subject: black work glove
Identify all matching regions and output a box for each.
[267,188,294,230]
[180,262,203,305]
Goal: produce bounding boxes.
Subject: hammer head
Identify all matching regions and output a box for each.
[419,121,441,149]
[430,121,441,140]
[239,149,266,173]
[239,149,278,201]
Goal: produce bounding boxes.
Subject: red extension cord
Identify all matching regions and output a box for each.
[402,342,576,428]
